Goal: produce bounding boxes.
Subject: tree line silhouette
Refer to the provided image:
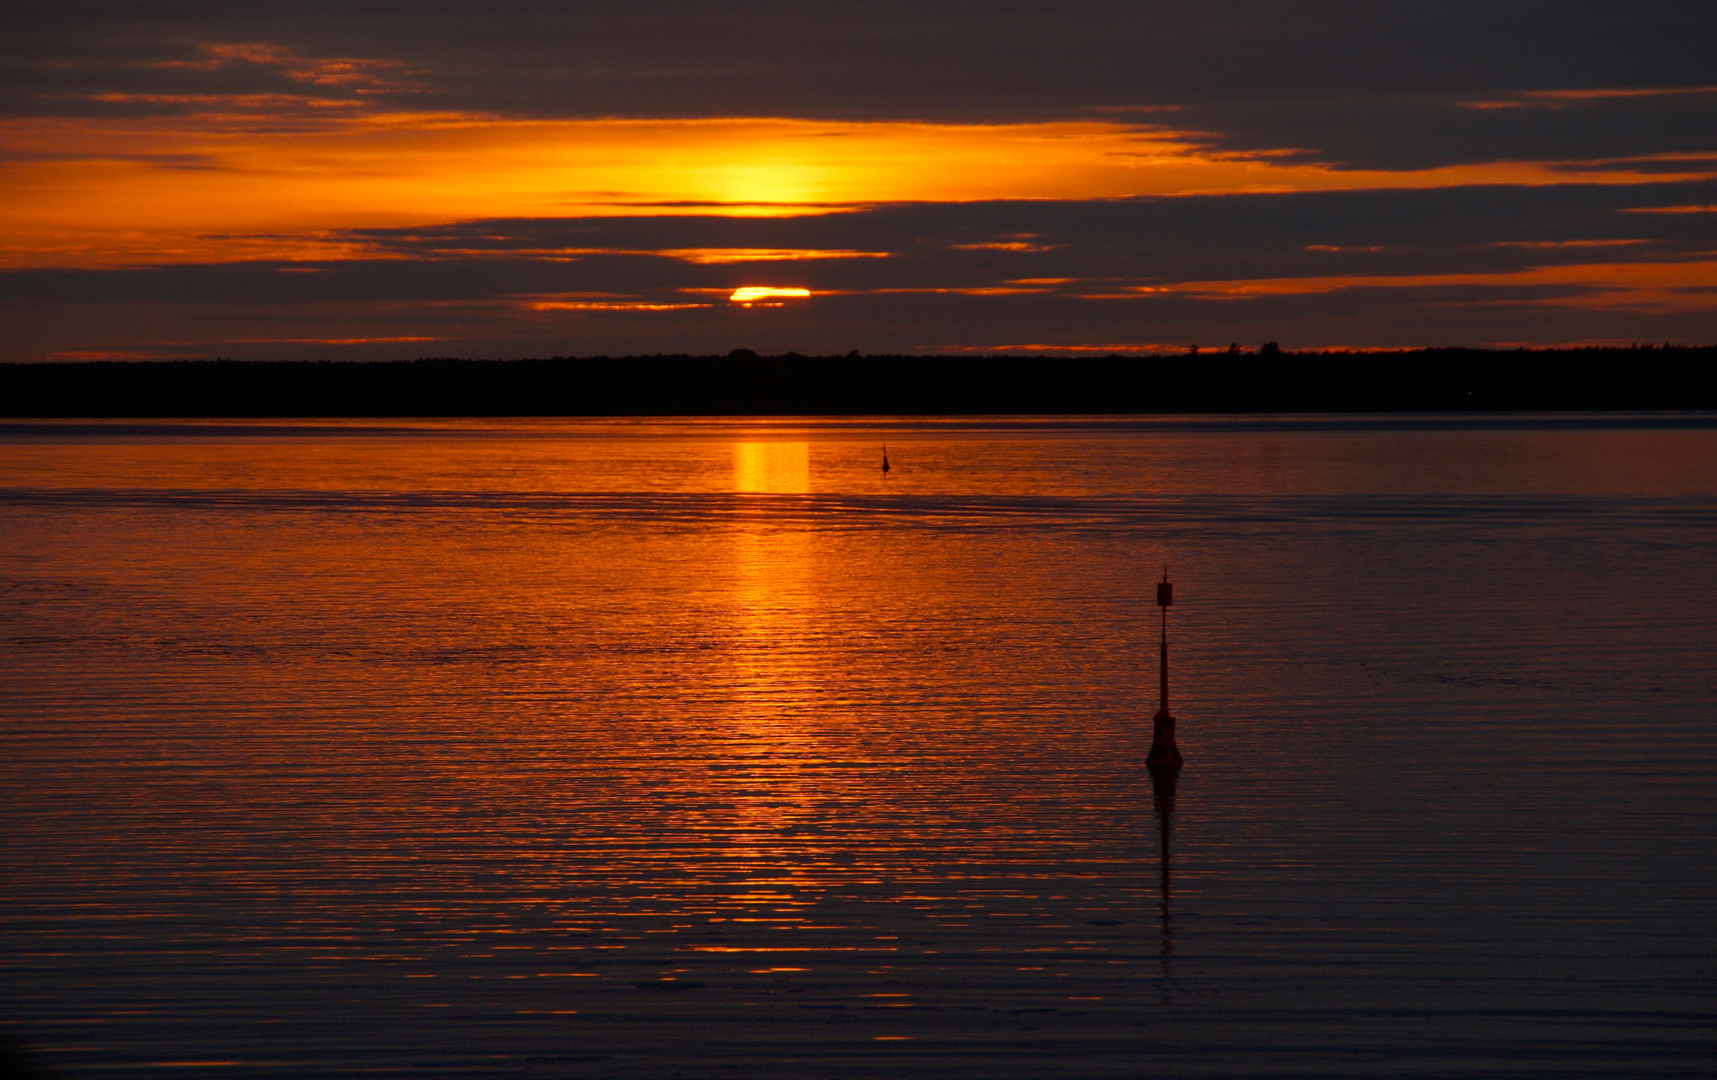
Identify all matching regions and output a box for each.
[3,346,1713,417]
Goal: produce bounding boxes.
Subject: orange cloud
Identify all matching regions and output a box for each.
[1489,239,1653,249]
[407,246,888,264]
[525,300,711,311]
[951,241,1057,252]
[1154,260,1717,311]
[6,113,1716,269]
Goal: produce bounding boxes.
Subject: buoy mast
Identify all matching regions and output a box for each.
[1147,566,1183,769]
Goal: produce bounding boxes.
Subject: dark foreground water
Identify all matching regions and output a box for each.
[3,416,1715,1078]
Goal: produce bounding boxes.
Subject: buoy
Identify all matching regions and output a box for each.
[1146,566,1183,770]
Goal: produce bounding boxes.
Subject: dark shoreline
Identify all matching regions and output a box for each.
[4,347,1714,417]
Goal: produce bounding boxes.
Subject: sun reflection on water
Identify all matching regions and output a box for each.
[720,444,837,877]
[733,441,810,493]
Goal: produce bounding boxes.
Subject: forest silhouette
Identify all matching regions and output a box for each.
[3,346,1713,417]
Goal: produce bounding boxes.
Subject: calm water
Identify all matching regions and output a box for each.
[3,416,1715,1078]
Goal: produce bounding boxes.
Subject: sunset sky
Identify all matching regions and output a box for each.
[4,2,1715,360]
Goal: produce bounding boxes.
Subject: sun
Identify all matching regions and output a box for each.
[729,286,812,307]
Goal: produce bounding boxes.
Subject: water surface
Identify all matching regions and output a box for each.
[3,416,1714,1077]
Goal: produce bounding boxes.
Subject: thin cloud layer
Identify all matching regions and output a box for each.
[9,3,1715,168]
[7,184,1714,359]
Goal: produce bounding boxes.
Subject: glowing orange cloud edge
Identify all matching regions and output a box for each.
[1140,260,1717,312]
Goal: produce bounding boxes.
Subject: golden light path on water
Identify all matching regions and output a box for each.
[2,417,1716,1077]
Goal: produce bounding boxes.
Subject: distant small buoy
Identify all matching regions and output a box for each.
[881,443,891,474]
[1147,566,1183,770]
